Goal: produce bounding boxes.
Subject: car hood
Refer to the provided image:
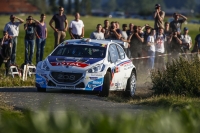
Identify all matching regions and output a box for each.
[47,56,104,70]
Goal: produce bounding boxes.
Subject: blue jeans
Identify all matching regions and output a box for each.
[36,38,46,64]
[25,39,35,64]
[11,37,17,64]
[148,50,155,69]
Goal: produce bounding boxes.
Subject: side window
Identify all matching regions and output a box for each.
[108,44,119,63]
[116,45,125,59]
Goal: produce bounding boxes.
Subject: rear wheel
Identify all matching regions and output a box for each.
[99,71,111,97]
[37,87,46,92]
[125,72,136,97]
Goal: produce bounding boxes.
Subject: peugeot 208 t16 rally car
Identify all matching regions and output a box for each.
[35,39,137,97]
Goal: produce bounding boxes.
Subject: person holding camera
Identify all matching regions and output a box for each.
[4,15,24,65]
[107,21,121,40]
[168,30,182,60]
[0,31,12,76]
[154,4,165,32]
[180,27,192,59]
[24,16,39,65]
[170,13,187,33]
[128,25,144,69]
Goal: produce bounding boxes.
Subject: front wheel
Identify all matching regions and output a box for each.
[125,72,136,97]
[99,71,111,97]
[37,87,46,92]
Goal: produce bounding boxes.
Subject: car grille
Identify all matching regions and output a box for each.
[51,72,83,83]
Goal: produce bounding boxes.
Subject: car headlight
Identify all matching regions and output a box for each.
[87,64,105,73]
[41,61,50,71]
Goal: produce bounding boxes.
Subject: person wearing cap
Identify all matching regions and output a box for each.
[35,14,48,64]
[169,13,187,33]
[153,4,165,31]
[0,31,12,76]
[4,15,24,65]
[90,24,105,39]
[24,16,40,65]
[180,27,192,59]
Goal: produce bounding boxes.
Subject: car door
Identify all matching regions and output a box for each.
[107,44,124,90]
[115,44,129,89]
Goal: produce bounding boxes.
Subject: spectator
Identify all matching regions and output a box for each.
[24,16,39,65]
[126,23,134,36]
[154,27,166,69]
[0,31,12,76]
[69,12,84,39]
[147,29,156,70]
[180,27,192,58]
[4,15,24,65]
[164,22,171,62]
[90,24,105,39]
[102,19,110,39]
[168,30,182,60]
[153,4,165,31]
[108,21,121,40]
[195,27,200,54]
[170,13,187,33]
[142,25,152,70]
[35,14,48,64]
[128,25,144,69]
[121,24,131,58]
[49,6,68,48]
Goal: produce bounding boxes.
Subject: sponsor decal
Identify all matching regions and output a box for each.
[50,61,89,68]
[89,77,98,80]
[91,73,103,76]
[85,78,103,90]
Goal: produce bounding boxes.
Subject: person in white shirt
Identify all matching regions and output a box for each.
[147,29,156,70]
[180,27,192,58]
[69,12,84,39]
[90,24,105,39]
[4,15,24,65]
[155,27,166,69]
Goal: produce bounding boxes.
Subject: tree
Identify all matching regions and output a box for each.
[74,0,80,13]
[81,0,91,15]
[67,0,72,14]
[91,0,101,10]
[49,0,58,13]
[102,0,117,12]
[58,0,64,7]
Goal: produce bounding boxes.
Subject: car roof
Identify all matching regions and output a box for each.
[61,39,125,47]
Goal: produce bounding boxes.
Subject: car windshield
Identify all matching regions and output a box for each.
[51,45,106,58]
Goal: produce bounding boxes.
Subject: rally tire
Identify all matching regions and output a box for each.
[37,87,46,92]
[125,72,136,97]
[99,71,111,97]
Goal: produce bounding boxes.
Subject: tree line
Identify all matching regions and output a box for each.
[28,0,200,16]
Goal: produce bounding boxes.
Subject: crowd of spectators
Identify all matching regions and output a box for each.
[1,4,200,76]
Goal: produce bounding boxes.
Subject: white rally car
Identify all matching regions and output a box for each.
[35,39,137,97]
